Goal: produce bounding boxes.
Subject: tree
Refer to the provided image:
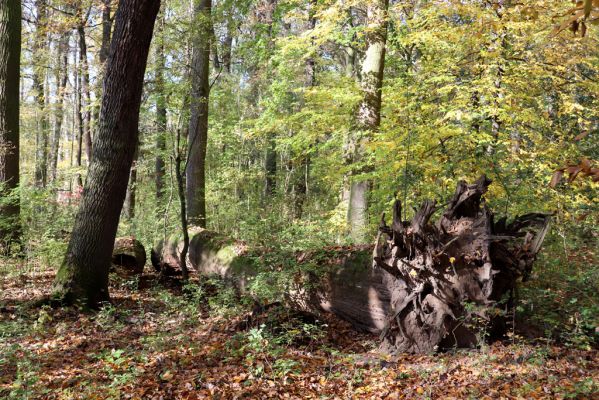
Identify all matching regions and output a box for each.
[186,0,212,228]
[155,12,166,205]
[33,0,49,188]
[0,0,21,251]
[347,0,389,243]
[49,31,69,184]
[53,0,161,308]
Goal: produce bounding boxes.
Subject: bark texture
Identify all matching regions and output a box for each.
[0,0,21,250]
[49,32,69,184]
[155,13,167,204]
[53,0,161,308]
[346,0,389,243]
[33,0,49,188]
[186,0,212,227]
[373,176,550,353]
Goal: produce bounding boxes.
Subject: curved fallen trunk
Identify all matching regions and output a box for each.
[152,177,549,353]
[112,237,146,277]
[151,231,391,332]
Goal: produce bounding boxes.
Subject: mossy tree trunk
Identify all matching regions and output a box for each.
[52,0,161,308]
[346,0,389,243]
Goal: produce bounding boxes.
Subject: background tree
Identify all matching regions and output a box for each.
[186,0,212,228]
[0,0,21,251]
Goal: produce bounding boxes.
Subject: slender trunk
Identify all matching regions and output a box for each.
[263,0,277,198]
[78,20,92,162]
[173,126,189,280]
[347,0,389,243]
[155,14,167,204]
[53,0,161,308]
[186,0,212,227]
[222,27,232,73]
[124,145,138,220]
[0,0,21,250]
[293,0,317,219]
[93,0,113,140]
[264,140,276,196]
[49,32,69,184]
[75,53,83,188]
[33,0,49,188]
[100,0,112,65]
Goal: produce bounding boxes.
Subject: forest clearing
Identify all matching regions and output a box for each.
[1,0,598,398]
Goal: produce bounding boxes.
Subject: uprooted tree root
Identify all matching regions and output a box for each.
[374,175,551,353]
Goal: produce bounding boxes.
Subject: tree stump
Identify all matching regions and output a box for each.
[373,176,551,354]
[112,237,146,277]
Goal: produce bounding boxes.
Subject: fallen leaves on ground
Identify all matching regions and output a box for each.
[0,267,597,399]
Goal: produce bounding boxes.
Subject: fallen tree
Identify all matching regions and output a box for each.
[112,237,146,277]
[152,176,550,353]
[373,176,550,353]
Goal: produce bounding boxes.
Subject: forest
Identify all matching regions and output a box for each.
[0,0,598,398]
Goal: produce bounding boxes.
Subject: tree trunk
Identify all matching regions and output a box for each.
[186,0,212,228]
[93,0,113,140]
[0,0,21,251]
[264,139,277,196]
[155,12,166,204]
[151,228,391,331]
[100,0,112,65]
[49,31,69,184]
[77,14,92,163]
[75,52,84,188]
[346,0,389,243]
[123,145,138,220]
[33,0,49,188]
[373,176,550,353]
[52,0,161,308]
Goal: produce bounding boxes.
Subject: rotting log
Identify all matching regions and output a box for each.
[152,177,550,353]
[112,237,146,277]
[373,176,550,353]
[151,229,392,332]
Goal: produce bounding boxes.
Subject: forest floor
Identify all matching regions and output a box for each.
[1,265,597,400]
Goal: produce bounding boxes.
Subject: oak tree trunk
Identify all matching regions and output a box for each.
[53,0,161,308]
[0,0,21,251]
[186,0,212,228]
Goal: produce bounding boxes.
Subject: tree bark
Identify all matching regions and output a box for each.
[77,11,93,163]
[52,0,161,308]
[33,0,49,188]
[123,145,138,220]
[155,12,166,204]
[186,0,212,228]
[100,0,112,65]
[346,0,389,243]
[0,0,21,251]
[49,31,69,184]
